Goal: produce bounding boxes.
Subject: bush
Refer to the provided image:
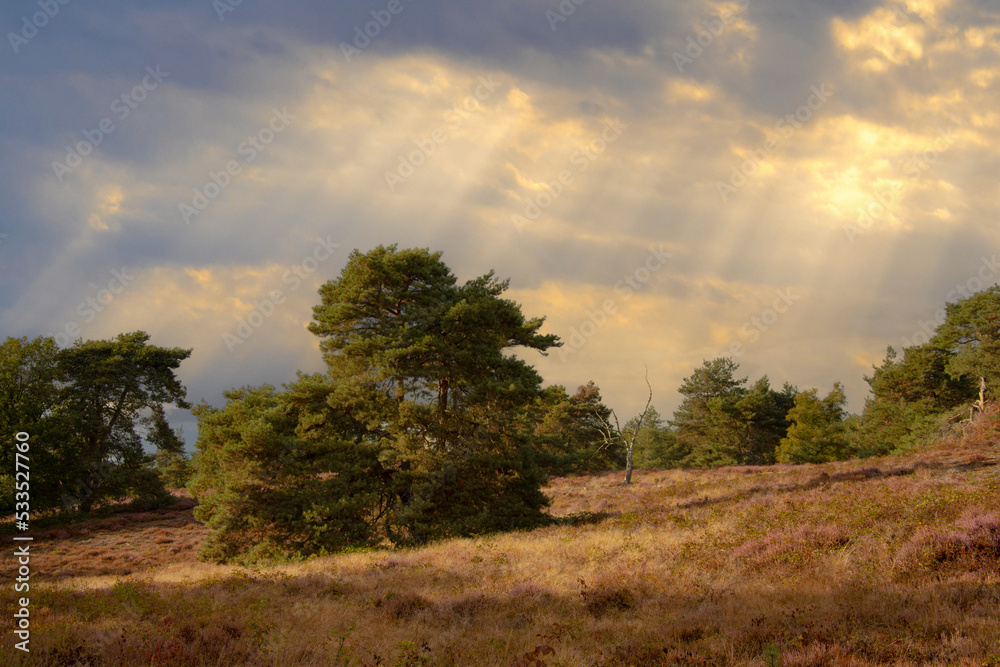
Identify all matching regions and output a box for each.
[900,513,1000,571]
[388,440,552,545]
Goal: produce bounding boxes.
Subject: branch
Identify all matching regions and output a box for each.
[595,408,623,448]
[629,365,654,450]
[595,366,653,452]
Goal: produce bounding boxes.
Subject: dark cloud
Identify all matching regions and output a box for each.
[1,0,998,428]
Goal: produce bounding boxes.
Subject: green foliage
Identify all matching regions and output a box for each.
[0,336,62,512]
[308,245,558,539]
[196,246,561,560]
[533,382,622,473]
[703,376,795,466]
[155,449,194,489]
[669,357,745,466]
[670,359,795,467]
[850,284,1000,458]
[387,433,551,545]
[850,394,951,458]
[1,332,190,514]
[307,244,558,428]
[931,284,1000,390]
[671,358,745,439]
[866,345,973,408]
[853,343,976,457]
[189,379,387,563]
[53,331,191,512]
[659,286,997,467]
[775,383,849,464]
[762,643,782,667]
[621,406,680,469]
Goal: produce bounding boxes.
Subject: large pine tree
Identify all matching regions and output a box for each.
[192,245,564,559]
[308,245,560,544]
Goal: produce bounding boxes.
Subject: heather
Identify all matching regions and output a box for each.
[2,411,997,666]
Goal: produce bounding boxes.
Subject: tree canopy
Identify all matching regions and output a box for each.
[851,295,985,456]
[931,285,1000,391]
[1,336,62,512]
[776,383,849,464]
[1,331,191,514]
[532,381,622,473]
[193,245,573,559]
[667,358,796,467]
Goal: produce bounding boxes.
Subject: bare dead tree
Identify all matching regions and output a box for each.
[952,376,989,437]
[597,366,653,486]
[966,375,987,424]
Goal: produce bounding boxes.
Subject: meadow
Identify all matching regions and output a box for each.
[3,412,999,666]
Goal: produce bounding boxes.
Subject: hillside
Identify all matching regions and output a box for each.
[3,412,999,666]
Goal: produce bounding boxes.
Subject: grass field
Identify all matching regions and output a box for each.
[3,413,1000,666]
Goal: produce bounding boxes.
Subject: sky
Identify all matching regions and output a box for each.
[1,0,998,447]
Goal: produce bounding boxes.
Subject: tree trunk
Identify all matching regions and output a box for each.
[971,376,987,422]
[624,435,635,485]
[624,368,653,486]
[438,377,448,414]
[78,470,95,514]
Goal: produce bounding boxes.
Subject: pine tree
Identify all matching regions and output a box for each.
[306,245,560,543]
[0,336,61,512]
[670,359,794,467]
[776,383,849,464]
[193,245,563,559]
[622,406,677,469]
[533,382,622,473]
[853,345,975,456]
[670,357,747,464]
[53,332,191,512]
[931,284,1000,397]
[1,332,190,514]
[189,378,387,562]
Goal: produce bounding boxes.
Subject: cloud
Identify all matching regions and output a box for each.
[2,0,999,436]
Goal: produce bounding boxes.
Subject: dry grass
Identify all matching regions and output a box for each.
[7,494,208,584]
[3,412,1000,666]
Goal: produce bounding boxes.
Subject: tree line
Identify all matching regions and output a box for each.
[624,284,997,469]
[2,245,997,562]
